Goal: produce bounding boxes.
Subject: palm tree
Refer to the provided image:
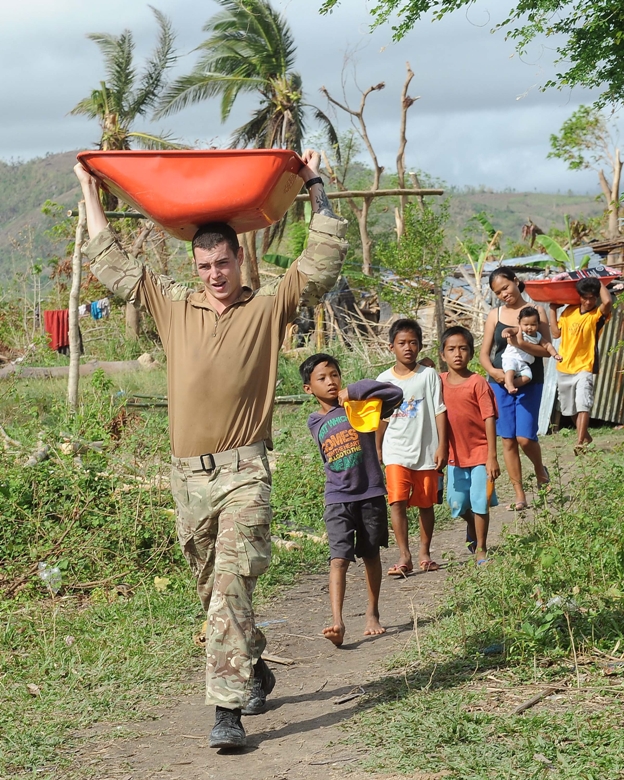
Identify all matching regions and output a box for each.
[71,7,182,334]
[71,7,183,161]
[155,0,338,155]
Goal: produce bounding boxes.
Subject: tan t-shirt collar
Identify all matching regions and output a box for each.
[187,286,254,311]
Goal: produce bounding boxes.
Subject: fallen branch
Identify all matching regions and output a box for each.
[263,653,295,666]
[0,425,22,449]
[512,685,564,715]
[334,686,366,705]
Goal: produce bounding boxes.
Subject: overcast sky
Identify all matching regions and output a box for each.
[1,0,621,193]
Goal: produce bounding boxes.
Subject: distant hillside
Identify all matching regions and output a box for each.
[447,190,604,248]
[0,151,606,280]
[0,151,81,279]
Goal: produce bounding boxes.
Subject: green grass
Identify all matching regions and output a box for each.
[344,440,624,778]
[0,364,333,777]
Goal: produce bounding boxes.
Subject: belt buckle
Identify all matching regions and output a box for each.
[200,453,216,472]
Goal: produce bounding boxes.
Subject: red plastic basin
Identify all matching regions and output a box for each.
[77,149,304,240]
[524,277,611,305]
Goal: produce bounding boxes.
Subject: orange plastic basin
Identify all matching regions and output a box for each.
[77,149,304,240]
[524,277,611,305]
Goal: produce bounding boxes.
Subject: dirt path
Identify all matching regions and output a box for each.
[74,429,617,780]
[76,507,510,780]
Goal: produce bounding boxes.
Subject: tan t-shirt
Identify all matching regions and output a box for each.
[83,214,348,457]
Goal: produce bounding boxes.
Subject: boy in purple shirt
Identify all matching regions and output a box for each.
[300,353,403,647]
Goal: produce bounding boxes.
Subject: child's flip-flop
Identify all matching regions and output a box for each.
[387,563,413,577]
[419,560,440,572]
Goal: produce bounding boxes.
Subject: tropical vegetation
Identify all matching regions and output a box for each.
[156,0,338,153]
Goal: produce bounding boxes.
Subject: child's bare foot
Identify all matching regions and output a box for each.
[504,382,517,394]
[323,623,345,646]
[364,614,386,637]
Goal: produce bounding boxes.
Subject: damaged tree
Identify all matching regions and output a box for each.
[321,61,421,274]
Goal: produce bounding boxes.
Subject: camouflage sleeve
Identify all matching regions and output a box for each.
[83,226,191,338]
[297,213,348,308]
[259,214,348,329]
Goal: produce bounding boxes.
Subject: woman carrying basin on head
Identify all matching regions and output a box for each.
[479,268,553,511]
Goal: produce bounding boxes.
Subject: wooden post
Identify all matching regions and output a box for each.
[68,201,86,411]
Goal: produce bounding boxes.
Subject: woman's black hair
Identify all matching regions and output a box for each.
[489,267,525,293]
[518,306,539,322]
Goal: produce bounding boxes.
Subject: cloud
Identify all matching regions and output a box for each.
[0,0,620,194]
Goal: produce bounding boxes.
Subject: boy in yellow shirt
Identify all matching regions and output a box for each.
[549,278,612,454]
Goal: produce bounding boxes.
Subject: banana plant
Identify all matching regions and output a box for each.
[533,215,590,271]
[456,213,503,336]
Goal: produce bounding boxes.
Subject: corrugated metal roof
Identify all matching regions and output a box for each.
[593,306,624,424]
[538,305,624,431]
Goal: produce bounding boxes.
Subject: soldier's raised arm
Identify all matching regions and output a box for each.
[74,163,108,239]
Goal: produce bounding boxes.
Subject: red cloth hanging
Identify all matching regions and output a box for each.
[43,310,70,352]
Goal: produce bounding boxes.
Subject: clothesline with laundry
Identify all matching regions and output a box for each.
[43,298,110,354]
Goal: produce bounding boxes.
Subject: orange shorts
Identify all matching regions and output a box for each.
[385,465,439,508]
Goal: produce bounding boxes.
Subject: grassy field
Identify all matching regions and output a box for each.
[346,430,624,779]
[0,360,332,778]
[2,347,624,778]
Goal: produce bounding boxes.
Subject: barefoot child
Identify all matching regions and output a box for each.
[376,319,448,576]
[440,327,501,562]
[501,306,562,394]
[549,278,613,455]
[300,353,403,647]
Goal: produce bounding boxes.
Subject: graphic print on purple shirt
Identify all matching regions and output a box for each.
[319,414,362,471]
[307,379,403,505]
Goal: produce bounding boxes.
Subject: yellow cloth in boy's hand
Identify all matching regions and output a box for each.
[343,398,383,432]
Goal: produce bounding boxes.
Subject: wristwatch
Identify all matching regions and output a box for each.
[304,176,324,190]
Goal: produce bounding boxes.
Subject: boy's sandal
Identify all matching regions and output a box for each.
[476,558,489,566]
[506,501,529,511]
[419,560,440,572]
[387,562,413,577]
[574,444,588,457]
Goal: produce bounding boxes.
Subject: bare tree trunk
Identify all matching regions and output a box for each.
[125,222,154,339]
[125,304,141,340]
[395,62,420,238]
[598,150,622,248]
[321,81,385,275]
[240,231,261,290]
[68,201,86,412]
[315,304,325,351]
[434,284,447,369]
[359,198,373,275]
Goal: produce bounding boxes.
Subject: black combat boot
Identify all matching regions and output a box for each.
[209,706,246,749]
[241,657,276,715]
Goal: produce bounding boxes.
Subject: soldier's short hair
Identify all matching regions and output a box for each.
[192,222,239,257]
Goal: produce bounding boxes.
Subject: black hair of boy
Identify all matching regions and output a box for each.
[575,277,601,297]
[389,318,422,346]
[518,305,539,322]
[440,326,474,357]
[299,353,342,385]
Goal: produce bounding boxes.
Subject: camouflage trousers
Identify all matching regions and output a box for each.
[170,442,272,708]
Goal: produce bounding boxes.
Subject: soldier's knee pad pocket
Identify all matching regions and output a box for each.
[235,513,271,577]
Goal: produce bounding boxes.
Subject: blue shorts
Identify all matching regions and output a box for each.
[489,381,543,441]
[446,465,498,517]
